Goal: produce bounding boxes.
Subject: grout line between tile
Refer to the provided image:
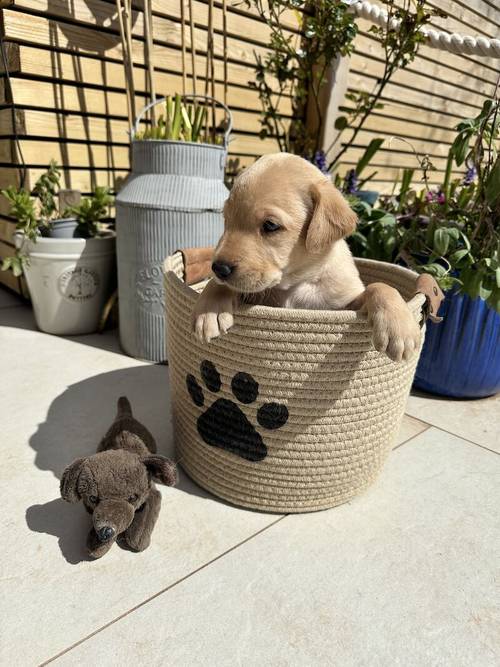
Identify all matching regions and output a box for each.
[403,413,433,429]
[40,514,288,666]
[396,421,499,457]
[393,423,431,450]
[424,424,500,456]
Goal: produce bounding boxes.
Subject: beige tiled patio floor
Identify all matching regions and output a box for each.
[1,287,498,666]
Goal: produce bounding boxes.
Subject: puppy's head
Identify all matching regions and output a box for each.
[60,450,177,543]
[212,153,357,293]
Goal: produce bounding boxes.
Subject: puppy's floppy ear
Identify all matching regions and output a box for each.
[306,180,357,253]
[60,458,86,503]
[143,455,178,487]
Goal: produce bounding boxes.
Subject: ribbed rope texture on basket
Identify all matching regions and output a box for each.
[164,252,425,513]
[348,0,500,58]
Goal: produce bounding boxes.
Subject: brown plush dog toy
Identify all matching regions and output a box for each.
[60,396,177,559]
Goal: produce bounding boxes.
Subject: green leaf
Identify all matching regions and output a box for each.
[11,257,24,277]
[445,228,460,241]
[1,256,13,271]
[485,157,500,207]
[400,168,414,195]
[449,249,470,263]
[452,137,470,166]
[487,287,500,314]
[462,269,483,299]
[459,232,471,251]
[334,116,348,131]
[171,94,183,140]
[423,263,448,278]
[355,138,384,176]
[181,106,192,142]
[433,228,450,256]
[479,98,495,120]
[479,283,492,300]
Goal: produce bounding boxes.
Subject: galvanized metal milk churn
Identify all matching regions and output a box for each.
[116,96,231,362]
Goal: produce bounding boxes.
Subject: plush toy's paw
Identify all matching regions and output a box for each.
[370,303,421,362]
[87,528,115,559]
[118,532,151,553]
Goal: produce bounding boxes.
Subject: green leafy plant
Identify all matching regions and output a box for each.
[65,186,113,238]
[348,197,399,262]
[32,159,61,225]
[1,162,113,276]
[135,94,221,143]
[243,0,440,179]
[241,0,358,156]
[328,0,444,172]
[1,160,62,275]
[348,90,500,314]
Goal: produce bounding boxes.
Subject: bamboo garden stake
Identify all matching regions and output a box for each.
[115,0,136,128]
[188,0,197,96]
[144,0,156,124]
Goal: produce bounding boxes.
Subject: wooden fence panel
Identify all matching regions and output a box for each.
[333,9,499,191]
[0,0,497,294]
[0,0,301,291]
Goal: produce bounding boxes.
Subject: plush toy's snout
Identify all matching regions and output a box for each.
[93,499,135,542]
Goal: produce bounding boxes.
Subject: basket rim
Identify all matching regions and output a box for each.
[164,252,426,325]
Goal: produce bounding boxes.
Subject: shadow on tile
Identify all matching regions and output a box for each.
[25,498,91,565]
[0,302,123,355]
[27,364,220,505]
[410,387,482,403]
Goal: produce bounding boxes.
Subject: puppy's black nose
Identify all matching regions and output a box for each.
[212,261,234,280]
[97,526,115,542]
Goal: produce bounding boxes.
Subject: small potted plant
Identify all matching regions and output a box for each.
[1,162,115,336]
[348,96,500,398]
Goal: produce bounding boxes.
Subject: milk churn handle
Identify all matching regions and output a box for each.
[132,95,233,148]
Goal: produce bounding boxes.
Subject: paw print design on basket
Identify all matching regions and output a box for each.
[186,360,289,462]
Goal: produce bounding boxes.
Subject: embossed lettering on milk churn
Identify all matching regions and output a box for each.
[116,96,231,362]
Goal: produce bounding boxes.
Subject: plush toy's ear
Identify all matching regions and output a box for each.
[143,455,178,487]
[306,180,358,253]
[60,458,86,503]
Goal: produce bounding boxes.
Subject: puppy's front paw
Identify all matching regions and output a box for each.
[371,305,421,362]
[193,309,234,343]
[192,280,235,343]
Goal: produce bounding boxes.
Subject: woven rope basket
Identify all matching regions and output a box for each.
[164,250,427,513]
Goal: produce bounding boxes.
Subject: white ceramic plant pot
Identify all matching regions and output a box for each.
[18,233,115,335]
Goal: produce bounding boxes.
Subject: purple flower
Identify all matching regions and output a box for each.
[310,150,329,174]
[463,164,476,185]
[425,188,445,204]
[344,169,359,194]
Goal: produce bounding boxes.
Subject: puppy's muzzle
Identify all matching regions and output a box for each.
[212,261,235,280]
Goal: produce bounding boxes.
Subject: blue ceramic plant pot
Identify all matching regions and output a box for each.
[414,290,500,398]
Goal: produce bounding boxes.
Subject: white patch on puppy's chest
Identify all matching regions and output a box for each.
[282,282,332,310]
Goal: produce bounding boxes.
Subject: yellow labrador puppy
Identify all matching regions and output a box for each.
[192,153,421,362]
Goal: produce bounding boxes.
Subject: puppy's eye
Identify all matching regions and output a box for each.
[128,494,138,504]
[262,220,281,233]
[89,495,98,504]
